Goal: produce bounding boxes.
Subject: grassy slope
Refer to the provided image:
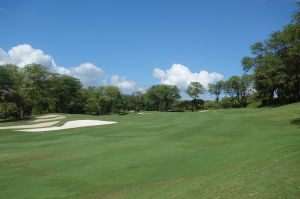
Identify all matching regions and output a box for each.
[0,104,300,199]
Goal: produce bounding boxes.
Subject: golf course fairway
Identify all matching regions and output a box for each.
[0,103,300,198]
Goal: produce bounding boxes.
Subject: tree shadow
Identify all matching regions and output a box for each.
[0,117,32,124]
[118,112,128,115]
[290,118,300,125]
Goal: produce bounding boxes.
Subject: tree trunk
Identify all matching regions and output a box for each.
[20,107,24,119]
[296,73,300,101]
[269,90,274,104]
[4,103,7,120]
[192,99,195,112]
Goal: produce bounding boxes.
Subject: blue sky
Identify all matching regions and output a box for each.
[0,0,298,94]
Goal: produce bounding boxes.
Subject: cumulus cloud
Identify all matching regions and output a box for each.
[70,63,104,86]
[0,49,10,65]
[7,44,57,68]
[0,44,141,89]
[153,64,223,100]
[111,75,140,91]
[0,44,107,86]
[153,64,223,89]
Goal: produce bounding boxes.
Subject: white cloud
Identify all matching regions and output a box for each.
[54,66,71,75]
[7,44,57,69]
[111,75,139,91]
[153,63,223,89]
[70,63,104,86]
[0,44,107,87]
[0,49,10,65]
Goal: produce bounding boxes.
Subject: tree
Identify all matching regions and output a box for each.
[23,64,53,113]
[208,80,224,103]
[161,85,181,111]
[115,94,130,113]
[185,82,205,111]
[241,4,300,105]
[0,64,29,119]
[145,85,180,111]
[83,87,102,115]
[131,91,145,112]
[145,85,162,111]
[224,75,253,107]
[104,86,122,113]
[0,65,20,112]
[51,75,82,113]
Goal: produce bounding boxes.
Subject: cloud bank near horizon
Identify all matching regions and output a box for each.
[153,64,223,89]
[0,44,139,91]
[0,44,224,93]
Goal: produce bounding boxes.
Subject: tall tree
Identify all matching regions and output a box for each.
[242,4,300,105]
[104,86,122,113]
[224,75,253,107]
[208,80,224,103]
[185,82,205,111]
[129,91,145,112]
[51,75,82,113]
[23,64,53,113]
[0,64,24,119]
[146,85,180,111]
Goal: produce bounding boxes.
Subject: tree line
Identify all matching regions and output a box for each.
[0,63,205,119]
[0,4,299,119]
[0,63,254,119]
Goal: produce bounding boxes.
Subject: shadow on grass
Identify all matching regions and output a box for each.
[118,112,128,115]
[290,118,300,125]
[0,117,32,124]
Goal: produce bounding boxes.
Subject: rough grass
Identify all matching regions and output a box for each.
[0,103,300,198]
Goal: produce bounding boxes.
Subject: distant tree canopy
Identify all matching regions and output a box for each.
[0,64,197,120]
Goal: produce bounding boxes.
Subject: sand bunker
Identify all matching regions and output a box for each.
[199,110,210,113]
[32,115,66,123]
[0,121,60,130]
[18,120,117,132]
[137,112,151,115]
[35,114,61,119]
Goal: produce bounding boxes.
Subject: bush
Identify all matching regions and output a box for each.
[204,100,220,109]
[247,100,263,108]
[0,102,18,120]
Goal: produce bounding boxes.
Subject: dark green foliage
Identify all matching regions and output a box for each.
[208,80,224,103]
[185,82,205,111]
[145,84,181,111]
[241,5,300,105]
[51,75,82,113]
[23,64,53,113]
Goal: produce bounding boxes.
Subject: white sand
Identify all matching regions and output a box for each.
[32,115,66,123]
[199,110,210,112]
[0,121,60,130]
[35,114,61,119]
[18,120,117,132]
[137,112,151,115]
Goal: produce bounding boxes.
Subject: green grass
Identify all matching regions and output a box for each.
[0,104,300,198]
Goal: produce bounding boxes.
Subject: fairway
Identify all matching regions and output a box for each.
[0,104,300,199]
